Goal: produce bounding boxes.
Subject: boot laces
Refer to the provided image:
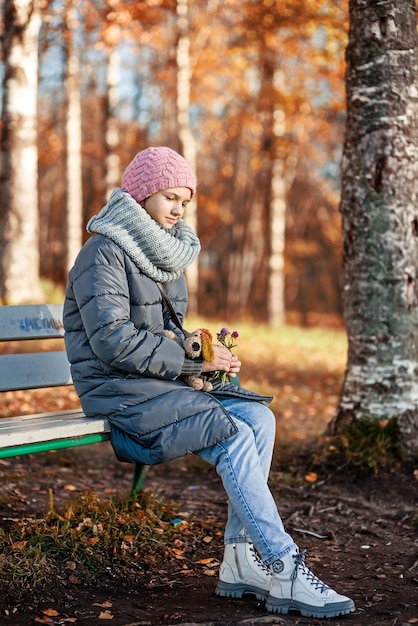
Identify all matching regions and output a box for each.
[292,550,330,594]
[249,543,272,575]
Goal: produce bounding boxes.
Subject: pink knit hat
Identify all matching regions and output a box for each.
[121,146,196,204]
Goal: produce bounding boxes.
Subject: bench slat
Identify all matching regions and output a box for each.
[0,303,147,495]
[0,409,110,446]
[0,304,64,341]
[0,351,72,391]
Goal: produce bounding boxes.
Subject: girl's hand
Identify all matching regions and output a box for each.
[227,354,241,378]
[201,345,241,377]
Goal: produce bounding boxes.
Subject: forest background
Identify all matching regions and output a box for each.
[0,0,348,325]
[1,6,418,621]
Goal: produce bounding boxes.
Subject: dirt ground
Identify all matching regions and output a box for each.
[0,441,417,626]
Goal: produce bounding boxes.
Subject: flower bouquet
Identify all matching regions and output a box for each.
[211,327,240,387]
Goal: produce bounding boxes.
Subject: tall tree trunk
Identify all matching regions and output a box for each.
[332,1,418,452]
[268,91,287,326]
[64,2,83,273]
[0,0,43,303]
[263,64,289,325]
[225,133,265,320]
[268,102,298,325]
[106,45,121,199]
[176,0,198,315]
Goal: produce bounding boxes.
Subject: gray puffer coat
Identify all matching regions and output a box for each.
[64,234,272,465]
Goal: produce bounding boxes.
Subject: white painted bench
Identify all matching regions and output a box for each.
[0,304,147,494]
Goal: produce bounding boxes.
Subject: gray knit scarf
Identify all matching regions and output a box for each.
[86,188,201,282]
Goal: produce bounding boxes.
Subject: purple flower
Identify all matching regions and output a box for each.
[212,325,239,387]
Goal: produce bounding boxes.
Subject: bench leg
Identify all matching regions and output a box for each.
[131,463,149,496]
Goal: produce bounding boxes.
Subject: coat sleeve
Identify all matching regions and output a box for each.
[68,239,187,378]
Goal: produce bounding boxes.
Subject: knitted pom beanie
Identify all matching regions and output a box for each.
[122,146,196,204]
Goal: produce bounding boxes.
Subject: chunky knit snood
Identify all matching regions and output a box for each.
[86,188,201,281]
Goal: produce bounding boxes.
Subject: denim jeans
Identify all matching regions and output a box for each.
[196,398,297,565]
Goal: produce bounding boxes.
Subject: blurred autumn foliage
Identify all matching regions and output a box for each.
[32,0,348,321]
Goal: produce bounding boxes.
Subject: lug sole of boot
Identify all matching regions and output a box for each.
[265,597,356,618]
[216,580,269,601]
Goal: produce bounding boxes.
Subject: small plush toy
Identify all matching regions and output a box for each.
[162,328,214,391]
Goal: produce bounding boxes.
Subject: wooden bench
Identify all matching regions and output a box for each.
[0,304,147,495]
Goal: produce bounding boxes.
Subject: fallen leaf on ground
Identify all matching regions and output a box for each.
[98,610,114,620]
[69,574,81,585]
[203,568,216,576]
[195,557,216,565]
[180,569,194,576]
[172,548,186,559]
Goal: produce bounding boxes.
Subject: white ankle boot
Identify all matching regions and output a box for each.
[216,541,272,600]
[265,549,356,618]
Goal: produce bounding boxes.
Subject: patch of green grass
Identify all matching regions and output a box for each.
[0,489,182,604]
[310,416,403,474]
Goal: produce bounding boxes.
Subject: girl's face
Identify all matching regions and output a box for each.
[143,187,192,229]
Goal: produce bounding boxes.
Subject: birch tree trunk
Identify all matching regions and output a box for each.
[106,45,121,199]
[176,0,199,315]
[226,141,262,318]
[64,3,83,273]
[0,0,43,303]
[265,67,291,325]
[268,98,287,326]
[332,0,418,452]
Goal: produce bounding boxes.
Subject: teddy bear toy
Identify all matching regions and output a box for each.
[162,328,214,392]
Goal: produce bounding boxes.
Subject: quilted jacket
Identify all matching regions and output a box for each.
[63,234,272,465]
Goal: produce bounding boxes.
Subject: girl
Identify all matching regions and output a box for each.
[63,146,355,619]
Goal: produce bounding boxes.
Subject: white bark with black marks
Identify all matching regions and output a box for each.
[333,1,418,452]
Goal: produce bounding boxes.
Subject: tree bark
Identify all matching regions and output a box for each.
[176,0,199,315]
[0,0,43,303]
[332,0,418,452]
[106,45,121,199]
[267,71,287,326]
[64,2,83,273]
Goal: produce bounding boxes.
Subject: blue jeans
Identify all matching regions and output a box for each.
[196,398,297,565]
